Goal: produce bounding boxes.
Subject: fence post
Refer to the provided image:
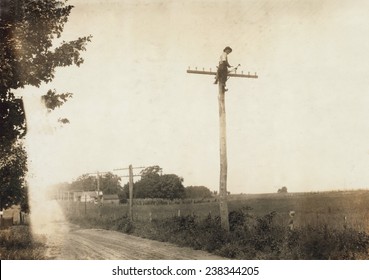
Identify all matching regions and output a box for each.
[289,211,295,230]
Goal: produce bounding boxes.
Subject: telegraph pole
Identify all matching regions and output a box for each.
[187,66,258,231]
[114,165,145,221]
[97,171,101,216]
[127,165,134,221]
[87,171,109,217]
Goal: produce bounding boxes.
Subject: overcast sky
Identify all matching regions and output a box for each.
[20,0,369,194]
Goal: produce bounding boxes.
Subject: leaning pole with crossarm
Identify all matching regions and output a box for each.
[187,65,258,231]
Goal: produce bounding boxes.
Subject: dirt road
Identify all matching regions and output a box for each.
[44,222,226,260]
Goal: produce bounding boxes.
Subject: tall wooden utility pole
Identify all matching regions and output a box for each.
[114,165,145,221]
[187,66,258,231]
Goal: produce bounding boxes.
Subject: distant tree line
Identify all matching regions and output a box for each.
[50,172,124,197]
[277,186,288,194]
[119,166,213,202]
[184,186,213,199]
[52,166,214,203]
[120,166,185,200]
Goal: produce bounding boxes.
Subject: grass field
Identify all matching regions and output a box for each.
[60,190,369,259]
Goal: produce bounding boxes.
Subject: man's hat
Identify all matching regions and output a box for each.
[224,46,232,52]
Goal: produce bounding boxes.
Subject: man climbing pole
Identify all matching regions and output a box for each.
[214,46,233,91]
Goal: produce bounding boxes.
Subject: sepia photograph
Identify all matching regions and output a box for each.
[2,0,369,263]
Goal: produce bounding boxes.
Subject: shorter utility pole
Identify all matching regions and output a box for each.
[87,171,109,217]
[97,171,101,216]
[128,166,134,221]
[114,165,145,221]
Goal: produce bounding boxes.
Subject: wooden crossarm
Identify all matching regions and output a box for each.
[186,69,258,79]
[228,73,258,79]
[187,70,216,75]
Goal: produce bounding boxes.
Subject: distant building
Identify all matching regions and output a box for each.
[55,191,120,204]
[102,194,120,204]
[73,191,103,203]
[3,205,21,224]
[0,205,27,228]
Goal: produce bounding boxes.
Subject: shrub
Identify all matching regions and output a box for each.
[196,214,227,252]
[228,207,249,231]
[216,243,243,259]
[113,215,135,234]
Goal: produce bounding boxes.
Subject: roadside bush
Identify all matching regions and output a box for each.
[228,206,253,231]
[196,214,227,252]
[133,214,228,252]
[216,242,244,259]
[253,211,287,256]
[226,210,289,259]
[164,215,202,248]
[112,215,134,234]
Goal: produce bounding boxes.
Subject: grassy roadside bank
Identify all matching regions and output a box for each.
[64,193,369,260]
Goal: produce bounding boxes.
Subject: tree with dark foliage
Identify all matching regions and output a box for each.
[121,166,185,200]
[185,186,213,199]
[69,173,122,195]
[0,142,27,210]
[0,0,91,210]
